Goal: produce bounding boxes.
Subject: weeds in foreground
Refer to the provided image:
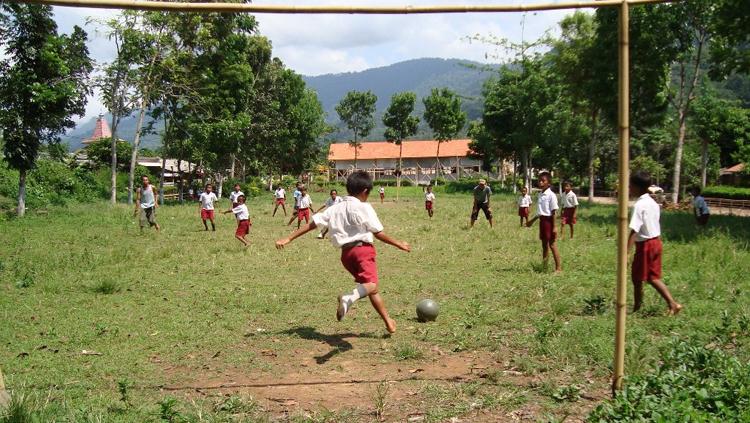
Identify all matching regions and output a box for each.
[372,381,390,421]
[393,344,424,361]
[91,280,120,294]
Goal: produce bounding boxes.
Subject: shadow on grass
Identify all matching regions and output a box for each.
[278,326,381,364]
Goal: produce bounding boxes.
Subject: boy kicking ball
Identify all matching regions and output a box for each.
[275,170,410,334]
[224,195,251,247]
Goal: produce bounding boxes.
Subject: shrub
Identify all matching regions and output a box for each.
[588,339,750,422]
[443,178,507,194]
[702,185,750,200]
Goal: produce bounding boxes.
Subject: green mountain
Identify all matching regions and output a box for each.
[63,57,500,151]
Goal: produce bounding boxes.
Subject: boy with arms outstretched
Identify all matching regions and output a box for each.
[629,171,682,315]
[560,181,579,239]
[223,195,251,247]
[276,171,410,334]
[527,172,562,272]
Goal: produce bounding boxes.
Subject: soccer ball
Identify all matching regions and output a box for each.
[416,299,439,322]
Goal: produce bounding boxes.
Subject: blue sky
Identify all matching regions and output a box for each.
[52,0,579,122]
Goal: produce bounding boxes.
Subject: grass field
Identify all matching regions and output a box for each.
[1,187,749,422]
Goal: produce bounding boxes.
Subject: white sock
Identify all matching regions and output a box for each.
[341,285,368,307]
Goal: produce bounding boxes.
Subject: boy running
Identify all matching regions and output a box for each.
[629,171,682,315]
[316,189,343,239]
[273,185,287,217]
[470,179,493,228]
[275,170,411,334]
[287,183,303,226]
[560,181,579,239]
[199,184,219,231]
[691,187,710,226]
[424,185,435,219]
[518,186,532,227]
[296,186,313,229]
[527,172,562,272]
[134,175,160,233]
[223,195,250,247]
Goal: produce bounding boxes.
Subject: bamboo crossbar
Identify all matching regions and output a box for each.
[10,0,678,14]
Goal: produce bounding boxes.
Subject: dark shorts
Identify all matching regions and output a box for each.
[696,214,709,226]
[341,244,378,284]
[562,207,577,225]
[425,201,433,211]
[380,193,385,199]
[539,215,556,242]
[471,202,492,221]
[518,206,529,218]
[201,209,214,220]
[632,237,662,283]
[236,219,250,237]
[140,207,157,227]
[297,208,310,222]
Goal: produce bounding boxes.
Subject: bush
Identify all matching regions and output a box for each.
[702,185,750,200]
[588,339,750,422]
[443,178,507,194]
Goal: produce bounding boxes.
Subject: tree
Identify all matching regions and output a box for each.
[85,137,133,170]
[336,90,377,169]
[423,88,466,183]
[383,91,419,199]
[0,4,92,216]
[709,0,750,78]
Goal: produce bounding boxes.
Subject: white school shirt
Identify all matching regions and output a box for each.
[275,188,286,199]
[561,191,579,208]
[379,187,385,194]
[537,188,558,216]
[425,192,436,202]
[232,204,249,220]
[325,196,343,208]
[518,194,531,207]
[298,194,312,209]
[229,190,244,203]
[312,196,384,248]
[694,196,710,216]
[199,192,218,210]
[629,193,661,242]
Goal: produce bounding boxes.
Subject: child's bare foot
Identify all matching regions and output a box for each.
[385,318,396,334]
[667,303,683,316]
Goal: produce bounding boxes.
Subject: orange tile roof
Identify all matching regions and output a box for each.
[328,139,473,161]
[721,163,745,173]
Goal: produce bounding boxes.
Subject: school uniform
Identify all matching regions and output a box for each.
[297,194,312,222]
[199,192,218,220]
[275,188,286,205]
[229,190,244,208]
[425,192,436,210]
[561,190,579,225]
[518,194,532,217]
[232,204,251,237]
[630,193,662,283]
[693,195,710,226]
[537,188,559,242]
[379,187,385,200]
[313,196,384,284]
[325,196,343,208]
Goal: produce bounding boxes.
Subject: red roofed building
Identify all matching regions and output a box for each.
[328,139,482,183]
[82,114,113,145]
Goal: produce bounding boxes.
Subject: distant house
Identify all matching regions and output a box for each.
[137,157,198,187]
[328,139,482,183]
[719,163,747,186]
[82,114,114,145]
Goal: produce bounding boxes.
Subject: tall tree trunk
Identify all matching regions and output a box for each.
[17,168,27,217]
[522,149,531,190]
[671,110,688,204]
[110,118,119,205]
[216,173,224,198]
[177,158,184,204]
[158,117,169,205]
[588,109,599,202]
[396,142,403,201]
[230,153,236,179]
[512,154,517,194]
[701,138,708,189]
[127,102,148,205]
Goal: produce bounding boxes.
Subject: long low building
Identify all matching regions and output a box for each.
[328,139,482,183]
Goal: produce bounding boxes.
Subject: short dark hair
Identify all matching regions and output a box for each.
[691,186,702,195]
[563,180,572,187]
[539,171,552,182]
[330,189,337,195]
[234,183,240,187]
[238,195,246,202]
[630,171,651,191]
[206,183,213,188]
[346,170,373,195]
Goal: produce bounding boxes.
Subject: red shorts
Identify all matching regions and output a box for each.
[518,206,529,218]
[380,193,385,199]
[539,215,556,242]
[632,237,662,283]
[297,208,310,222]
[236,219,250,237]
[562,207,577,225]
[276,198,285,205]
[425,201,433,210]
[341,244,378,284]
[201,209,214,220]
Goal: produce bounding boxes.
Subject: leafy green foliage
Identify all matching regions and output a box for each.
[336,90,378,165]
[702,185,750,200]
[588,339,750,422]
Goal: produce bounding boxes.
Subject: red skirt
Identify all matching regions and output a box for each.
[562,207,577,225]
[236,219,251,237]
[341,244,378,284]
[539,215,556,242]
[518,206,529,217]
[425,201,433,210]
[632,237,662,282]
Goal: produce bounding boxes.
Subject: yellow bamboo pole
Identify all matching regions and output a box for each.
[0,366,10,408]
[10,0,678,13]
[612,0,630,394]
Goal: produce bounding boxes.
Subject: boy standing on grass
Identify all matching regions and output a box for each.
[296,186,313,229]
[229,184,244,208]
[470,179,493,228]
[560,181,579,239]
[527,172,562,272]
[425,185,435,219]
[134,175,160,233]
[287,183,303,226]
[629,171,683,315]
[691,187,710,226]
[379,186,385,204]
[273,185,287,217]
[518,186,532,227]
[316,189,343,239]
[199,184,219,231]
[223,195,250,247]
[275,170,411,334]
